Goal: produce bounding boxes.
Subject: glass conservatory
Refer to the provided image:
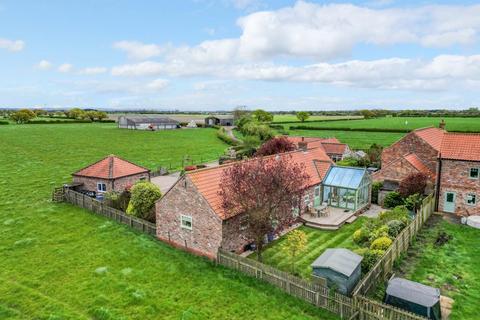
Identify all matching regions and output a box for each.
[322,166,371,211]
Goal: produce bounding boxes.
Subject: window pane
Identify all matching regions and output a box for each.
[470,168,479,178]
[446,193,454,202]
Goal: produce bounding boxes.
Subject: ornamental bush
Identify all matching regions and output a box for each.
[387,219,405,238]
[379,206,410,225]
[383,191,404,208]
[370,236,392,250]
[126,182,162,222]
[361,249,385,271]
[353,228,369,245]
[368,225,390,243]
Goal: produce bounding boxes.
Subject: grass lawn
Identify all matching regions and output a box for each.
[370,215,480,319]
[252,218,367,279]
[0,123,339,320]
[286,116,480,132]
[285,129,405,149]
[273,115,362,122]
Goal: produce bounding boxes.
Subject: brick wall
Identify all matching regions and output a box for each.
[438,159,480,216]
[221,212,253,253]
[72,172,150,194]
[381,132,438,173]
[372,157,418,182]
[155,175,223,258]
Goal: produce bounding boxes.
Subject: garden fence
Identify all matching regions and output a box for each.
[62,189,157,236]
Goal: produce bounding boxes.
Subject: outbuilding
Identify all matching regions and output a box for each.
[204,115,234,127]
[118,116,179,130]
[384,277,441,320]
[72,155,150,199]
[311,248,362,295]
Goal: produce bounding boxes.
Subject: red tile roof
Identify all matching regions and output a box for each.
[403,153,435,178]
[73,155,149,179]
[285,136,348,154]
[440,133,480,161]
[320,142,347,155]
[413,127,445,151]
[188,148,333,220]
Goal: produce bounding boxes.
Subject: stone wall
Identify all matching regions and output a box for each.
[72,172,150,194]
[155,175,223,259]
[438,159,480,216]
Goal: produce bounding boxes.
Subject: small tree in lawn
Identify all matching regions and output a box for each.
[296,111,310,122]
[127,181,162,222]
[255,136,296,157]
[219,155,310,261]
[281,229,307,273]
[399,172,427,198]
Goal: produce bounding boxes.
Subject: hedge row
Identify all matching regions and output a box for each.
[270,118,364,125]
[289,125,411,133]
[0,120,9,125]
[216,128,240,146]
[25,119,116,124]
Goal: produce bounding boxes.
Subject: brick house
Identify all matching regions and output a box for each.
[286,136,354,162]
[155,147,333,259]
[72,155,150,198]
[436,134,480,216]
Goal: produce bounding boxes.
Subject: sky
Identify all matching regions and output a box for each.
[1,0,480,111]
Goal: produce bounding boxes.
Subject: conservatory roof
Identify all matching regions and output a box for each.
[386,278,440,307]
[323,166,368,189]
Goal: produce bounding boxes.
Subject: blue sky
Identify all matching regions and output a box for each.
[1,0,480,111]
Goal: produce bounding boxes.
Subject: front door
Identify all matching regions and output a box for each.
[444,192,456,213]
[314,186,321,207]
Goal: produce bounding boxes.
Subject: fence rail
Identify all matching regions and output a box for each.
[63,189,156,236]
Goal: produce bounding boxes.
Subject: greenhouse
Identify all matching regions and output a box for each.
[322,166,371,211]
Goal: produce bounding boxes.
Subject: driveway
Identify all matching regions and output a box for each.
[151,172,181,194]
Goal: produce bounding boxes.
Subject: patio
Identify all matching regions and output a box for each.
[300,207,358,230]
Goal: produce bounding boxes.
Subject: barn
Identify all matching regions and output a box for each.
[118,116,179,130]
[204,115,234,127]
[311,248,362,295]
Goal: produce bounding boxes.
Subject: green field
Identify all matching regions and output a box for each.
[285,129,404,149]
[252,218,366,279]
[286,116,480,132]
[0,123,338,319]
[272,115,362,122]
[371,216,480,319]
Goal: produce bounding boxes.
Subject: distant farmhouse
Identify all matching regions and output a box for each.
[204,115,234,127]
[118,116,179,130]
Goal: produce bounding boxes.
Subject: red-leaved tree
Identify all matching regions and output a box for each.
[254,136,296,157]
[219,155,309,261]
[399,172,428,197]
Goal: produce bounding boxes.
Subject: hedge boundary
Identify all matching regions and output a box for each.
[289,125,412,133]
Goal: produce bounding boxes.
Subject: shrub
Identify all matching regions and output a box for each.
[383,191,404,208]
[105,190,131,212]
[404,193,424,212]
[368,225,390,242]
[370,236,392,250]
[387,220,405,238]
[126,182,162,222]
[371,181,382,204]
[254,136,295,156]
[379,206,410,224]
[399,172,427,197]
[0,120,8,125]
[353,228,370,245]
[362,249,385,271]
[216,128,240,146]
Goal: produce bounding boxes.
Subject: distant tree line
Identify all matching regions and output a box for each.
[3,108,109,124]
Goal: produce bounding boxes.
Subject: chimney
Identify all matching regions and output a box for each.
[298,137,308,151]
[439,119,446,130]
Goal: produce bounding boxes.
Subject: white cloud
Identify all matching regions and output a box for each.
[113,40,163,60]
[36,60,53,70]
[58,63,73,73]
[0,38,25,52]
[79,67,108,75]
[146,78,169,91]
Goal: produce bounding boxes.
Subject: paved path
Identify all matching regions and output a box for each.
[151,172,181,194]
[361,204,383,218]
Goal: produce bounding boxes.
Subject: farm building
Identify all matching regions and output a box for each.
[71,155,150,198]
[117,116,179,130]
[384,278,441,320]
[311,248,362,295]
[204,115,234,127]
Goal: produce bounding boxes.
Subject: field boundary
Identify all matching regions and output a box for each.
[289,125,412,133]
[60,188,157,236]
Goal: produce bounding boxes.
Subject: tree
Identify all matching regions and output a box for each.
[255,136,296,157]
[360,109,376,119]
[296,111,310,122]
[281,229,307,273]
[84,111,98,121]
[241,122,274,141]
[252,109,273,123]
[219,155,310,261]
[233,106,249,121]
[404,193,423,212]
[33,109,46,116]
[10,109,36,123]
[67,108,85,119]
[399,172,427,198]
[367,143,383,166]
[96,111,108,121]
[235,135,261,158]
[126,182,162,222]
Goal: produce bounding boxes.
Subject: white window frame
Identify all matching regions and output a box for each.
[469,168,479,179]
[181,215,193,230]
[304,195,310,205]
[239,215,249,231]
[97,182,107,192]
[466,193,477,206]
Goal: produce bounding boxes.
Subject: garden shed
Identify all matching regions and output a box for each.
[385,278,441,320]
[311,248,362,295]
[322,166,371,211]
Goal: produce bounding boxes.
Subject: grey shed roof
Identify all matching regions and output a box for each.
[205,115,234,120]
[386,278,440,307]
[311,249,363,277]
[323,166,368,189]
[126,116,178,124]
